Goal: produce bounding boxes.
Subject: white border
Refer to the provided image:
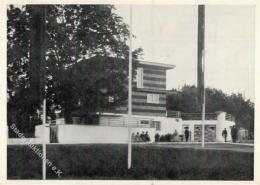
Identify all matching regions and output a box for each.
[0,1,259,185]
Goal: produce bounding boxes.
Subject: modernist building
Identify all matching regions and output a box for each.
[33,57,235,144]
[99,59,175,131]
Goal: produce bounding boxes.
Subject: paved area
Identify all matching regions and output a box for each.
[142,142,254,153]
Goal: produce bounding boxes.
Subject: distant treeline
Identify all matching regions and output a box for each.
[166,85,254,132]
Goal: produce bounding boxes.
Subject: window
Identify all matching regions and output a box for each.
[140,120,149,124]
[147,94,159,104]
[108,96,114,103]
[136,67,143,88]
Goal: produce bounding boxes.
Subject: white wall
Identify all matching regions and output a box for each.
[58,125,129,144]
[34,112,235,143]
[119,114,182,135]
[35,125,50,143]
[7,138,42,145]
[216,112,234,142]
[36,124,155,144]
[156,117,182,135]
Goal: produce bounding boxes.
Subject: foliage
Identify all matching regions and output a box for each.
[7,5,143,131]
[167,85,254,132]
[7,5,44,134]
[8,144,253,180]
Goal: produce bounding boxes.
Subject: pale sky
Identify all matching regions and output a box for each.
[114,5,255,102]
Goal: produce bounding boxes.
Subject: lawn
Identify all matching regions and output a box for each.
[7,144,254,180]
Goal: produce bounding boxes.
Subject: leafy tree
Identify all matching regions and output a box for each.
[7,5,143,134]
[7,5,44,136]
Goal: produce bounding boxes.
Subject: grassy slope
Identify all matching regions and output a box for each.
[7,144,254,180]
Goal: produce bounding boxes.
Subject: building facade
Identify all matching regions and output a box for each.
[32,58,235,144]
[114,60,174,116]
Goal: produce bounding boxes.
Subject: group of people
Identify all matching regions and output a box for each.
[131,127,235,143]
[132,131,150,142]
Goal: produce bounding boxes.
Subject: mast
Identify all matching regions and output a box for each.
[127,5,133,169]
[197,5,205,147]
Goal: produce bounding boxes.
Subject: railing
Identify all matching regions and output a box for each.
[99,116,154,128]
[166,111,181,118]
[181,113,218,120]
[167,110,235,121]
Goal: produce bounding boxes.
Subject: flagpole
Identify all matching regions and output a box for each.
[201,6,206,148]
[41,6,47,179]
[42,98,46,180]
[201,50,205,148]
[197,5,205,148]
[127,5,133,169]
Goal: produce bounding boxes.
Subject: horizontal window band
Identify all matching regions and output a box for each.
[132,105,166,111]
[143,83,166,88]
[132,98,166,104]
[133,88,167,94]
[143,73,166,79]
[132,109,166,114]
[143,80,166,86]
[133,112,165,117]
[132,91,165,96]
[143,76,166,81]
[132,95,166,101]
[143,69,166,75]
[117,97,166,103]
[132,102,165,107]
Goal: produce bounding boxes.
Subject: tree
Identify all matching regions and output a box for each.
[7,5,143,133]
[44,5,142,121]
[167,85,254,132]
[7,5,44,136]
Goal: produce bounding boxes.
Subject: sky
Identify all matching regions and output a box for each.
[114,5,255,102]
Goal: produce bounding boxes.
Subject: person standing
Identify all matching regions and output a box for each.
[173,129,178,141]
[144,131,150,142]
[231,125,238,143]
[222,128,228,142]
[184,128,190,142]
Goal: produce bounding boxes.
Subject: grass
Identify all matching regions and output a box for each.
[7,144,254,180]
[7,145,42,179]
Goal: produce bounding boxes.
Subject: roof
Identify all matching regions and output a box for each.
[73,56,175,70]
[139,60,175,70]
